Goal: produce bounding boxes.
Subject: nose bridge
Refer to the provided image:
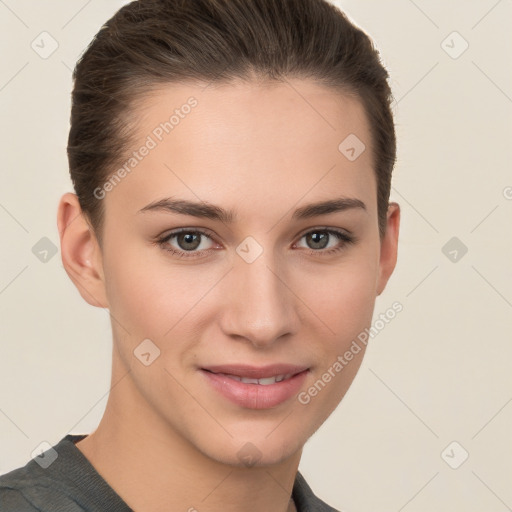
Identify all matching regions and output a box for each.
[222,242,297,346]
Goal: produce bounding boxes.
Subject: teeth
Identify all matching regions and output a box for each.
[255,376,279,385]
[241,377,260,384]
[221,373,293,385]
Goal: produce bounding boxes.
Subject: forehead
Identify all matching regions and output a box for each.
[105,78,376,222]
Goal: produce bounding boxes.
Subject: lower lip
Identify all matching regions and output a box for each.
[201,369,309,409]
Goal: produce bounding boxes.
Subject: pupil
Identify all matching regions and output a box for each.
[309,232,328,249]
[179,232,200,250]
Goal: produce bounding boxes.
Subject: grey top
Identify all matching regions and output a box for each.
[0,434,340,511]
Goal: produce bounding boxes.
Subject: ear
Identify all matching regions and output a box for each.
[376,202,400,296]
[57,192,109,308]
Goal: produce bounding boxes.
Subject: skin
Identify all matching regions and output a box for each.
[57,77,400,512]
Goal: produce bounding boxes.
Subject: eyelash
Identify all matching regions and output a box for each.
[155,227,357,259]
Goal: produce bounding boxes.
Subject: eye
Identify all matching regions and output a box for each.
[295,228,356,256]
[156,228,217,258]
[155,227,356,259]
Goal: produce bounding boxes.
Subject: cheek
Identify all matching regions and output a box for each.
[102,245,218,346]
[297,252,379,343]
[101,246,180,339]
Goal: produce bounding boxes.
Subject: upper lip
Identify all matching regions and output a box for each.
[201,364,309,379]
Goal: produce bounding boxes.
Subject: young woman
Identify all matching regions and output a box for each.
[0,0,399,510]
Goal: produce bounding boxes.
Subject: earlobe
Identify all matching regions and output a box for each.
[376,202,400,296]
[57,192,109,308]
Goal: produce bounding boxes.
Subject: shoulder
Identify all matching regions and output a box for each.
[0,462,64,511]
[0,437,87,512]
[293,471,342,512]
[0,483,39,512]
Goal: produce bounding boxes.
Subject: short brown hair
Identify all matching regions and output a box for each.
[67,0,396,246]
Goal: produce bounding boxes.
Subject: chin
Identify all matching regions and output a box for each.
[197,432,303,469]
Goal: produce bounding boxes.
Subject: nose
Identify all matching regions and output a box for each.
[219,249,300,348]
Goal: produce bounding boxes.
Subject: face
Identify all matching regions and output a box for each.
[66,78,399,467]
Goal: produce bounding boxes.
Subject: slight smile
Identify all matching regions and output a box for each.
[200,364,311,409]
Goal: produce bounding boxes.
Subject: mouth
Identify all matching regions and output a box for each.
[200,364,310,409]
[202,370,296,385]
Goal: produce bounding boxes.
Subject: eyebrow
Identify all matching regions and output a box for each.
[137,196,366,223]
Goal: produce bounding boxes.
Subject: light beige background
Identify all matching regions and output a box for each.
[1,1,511,511]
